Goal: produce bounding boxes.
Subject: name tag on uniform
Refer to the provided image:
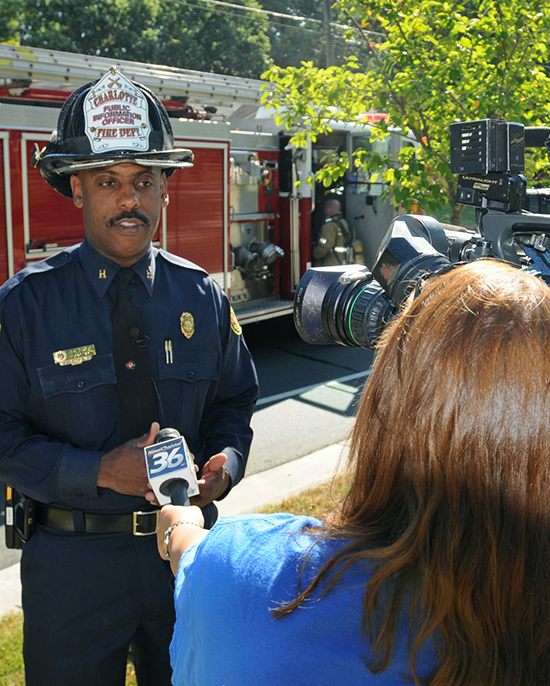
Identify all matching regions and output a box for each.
[53,345,96,366]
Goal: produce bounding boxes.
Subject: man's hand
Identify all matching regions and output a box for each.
[191,453,230,507]
[98,422,160,496]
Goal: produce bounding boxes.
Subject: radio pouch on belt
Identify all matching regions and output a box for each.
[4,483,35,549]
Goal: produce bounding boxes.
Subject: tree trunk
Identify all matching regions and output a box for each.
[450,204,463,225]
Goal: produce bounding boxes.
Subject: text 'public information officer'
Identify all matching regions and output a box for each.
[0,67,258,686]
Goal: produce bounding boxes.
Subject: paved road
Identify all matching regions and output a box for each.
[243,314,373,474]
[0,313,374,571]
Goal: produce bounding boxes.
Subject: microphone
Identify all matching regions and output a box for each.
[155,428,189,506]
[129,326,149,347]
[143,428,199,506]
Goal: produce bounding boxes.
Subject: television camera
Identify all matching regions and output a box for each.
[294,119,550,350]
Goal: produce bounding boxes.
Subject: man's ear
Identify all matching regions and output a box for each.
[161,173,169,208]
[70,174,83,208]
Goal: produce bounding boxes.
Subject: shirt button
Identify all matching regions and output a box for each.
[188,371,195,379]
[76,380,85,389]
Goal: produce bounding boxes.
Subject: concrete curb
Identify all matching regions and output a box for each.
[217,441,348,517]
[0,441,349,618]
[0,562,21,617]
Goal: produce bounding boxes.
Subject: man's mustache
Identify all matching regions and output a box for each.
[108,211,150,227]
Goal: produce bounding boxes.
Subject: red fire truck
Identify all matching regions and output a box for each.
[0,43,403,323]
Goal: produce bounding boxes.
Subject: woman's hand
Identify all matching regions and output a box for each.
[157,504,207,574]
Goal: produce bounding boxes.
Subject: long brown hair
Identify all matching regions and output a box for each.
[276,260,550,685]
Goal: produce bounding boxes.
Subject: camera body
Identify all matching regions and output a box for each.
[294,119,550,350]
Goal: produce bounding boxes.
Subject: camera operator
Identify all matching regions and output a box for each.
[157,259,550,685]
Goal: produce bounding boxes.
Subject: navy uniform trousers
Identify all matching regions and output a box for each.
[22,526,174,686]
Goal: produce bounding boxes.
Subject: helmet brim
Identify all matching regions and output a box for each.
[54,155,193,174]
[35,148,194,198]
[42,148,194,173]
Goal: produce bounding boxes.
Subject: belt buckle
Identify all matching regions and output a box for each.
[133,510,159,536]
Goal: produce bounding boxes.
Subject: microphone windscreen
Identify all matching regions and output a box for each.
[155,427,181,443]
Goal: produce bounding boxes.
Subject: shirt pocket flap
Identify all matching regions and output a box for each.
[38,354,116,399]
[158,351,218,383]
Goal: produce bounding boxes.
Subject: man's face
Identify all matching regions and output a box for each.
[70,163,169,266]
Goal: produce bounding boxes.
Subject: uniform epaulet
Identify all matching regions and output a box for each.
[0,245,79,304]
[157,249,209,276]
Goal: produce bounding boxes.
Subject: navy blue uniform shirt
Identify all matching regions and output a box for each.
[0,238,258,513]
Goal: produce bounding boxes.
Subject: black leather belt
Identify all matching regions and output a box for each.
[35,504,159,536]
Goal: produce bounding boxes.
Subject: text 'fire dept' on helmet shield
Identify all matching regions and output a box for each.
[84,69,152,154]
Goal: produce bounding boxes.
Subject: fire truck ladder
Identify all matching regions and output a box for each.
[0,42,265,118]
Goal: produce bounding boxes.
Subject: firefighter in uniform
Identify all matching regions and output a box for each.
[312,199,354,266]
[0,68,258,686]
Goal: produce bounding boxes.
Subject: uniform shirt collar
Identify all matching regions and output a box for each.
[78,237,157,297]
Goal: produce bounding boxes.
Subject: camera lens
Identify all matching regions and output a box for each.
[293,266,396,350]
[293,216,456,351]
[336,279,397,348]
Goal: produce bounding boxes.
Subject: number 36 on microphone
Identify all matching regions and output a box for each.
[144,434,200,505]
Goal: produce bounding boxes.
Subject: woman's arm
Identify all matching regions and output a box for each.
[157,504,208,575]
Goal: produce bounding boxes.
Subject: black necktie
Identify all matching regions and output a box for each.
[112,268,157,443]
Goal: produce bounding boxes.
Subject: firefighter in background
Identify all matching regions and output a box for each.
[0,68,258,686]
[312,199,356,266]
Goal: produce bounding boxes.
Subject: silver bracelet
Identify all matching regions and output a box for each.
[162,519,201,558]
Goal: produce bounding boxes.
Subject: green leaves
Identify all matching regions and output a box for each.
[265,0,550,219]
[7,0,273,79]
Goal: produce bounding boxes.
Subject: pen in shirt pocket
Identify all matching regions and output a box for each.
[164,339,173,364]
